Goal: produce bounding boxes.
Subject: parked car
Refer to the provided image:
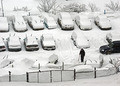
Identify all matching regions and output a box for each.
[0,17,9,32]
[0,37,6,51]
[100,41,120,54]
[75,14,92,30]
[94,15,111,30]
[13,16,27,32]
[71,32,90,48]
[41,34,56,50]
[24,36,39,51]
[7,36,21,51]
[27,16,44,30]
[44,17,57,29]
[58,12,74,30]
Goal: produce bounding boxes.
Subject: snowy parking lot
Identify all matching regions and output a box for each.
[0,0,120,85]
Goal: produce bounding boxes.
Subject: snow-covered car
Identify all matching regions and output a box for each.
[13,16,27,32]
[41,34,56,50]
[44,17,57,29]
[24,36,39,51]
[0,17,9,32]
[75,14,92,30]
[94,15,111,30]
[0,37,6,51]
[27,16,44,30]
[7,36,21,51]
[58,12,74,30]
[71,32,90,48]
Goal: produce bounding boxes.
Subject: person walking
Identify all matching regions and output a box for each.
[79,48,85,62]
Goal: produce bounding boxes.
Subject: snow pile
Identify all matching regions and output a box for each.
[74,65,93,72]
[48,54,58,64]
[0,58,14,68]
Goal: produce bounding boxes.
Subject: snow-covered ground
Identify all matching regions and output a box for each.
[0,0,120,85]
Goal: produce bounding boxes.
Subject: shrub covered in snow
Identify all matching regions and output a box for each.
[61,3,87,13]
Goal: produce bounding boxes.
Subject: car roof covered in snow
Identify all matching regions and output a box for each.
[42,34,53,39]
[26,36,38,45]
[8,36,21,45]
[15,16,25,22]
[0,17,8,23]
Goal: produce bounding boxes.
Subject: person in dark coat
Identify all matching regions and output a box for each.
[79,48,85,62]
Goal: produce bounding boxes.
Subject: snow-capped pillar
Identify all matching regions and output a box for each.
[50,70,52,83]
[26,72,29,82]
[74,69,76,81]
[62,62,64,70]
[8,71,11,82]
[94,67,96,78]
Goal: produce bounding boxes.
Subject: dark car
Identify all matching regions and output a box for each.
[100,41,120,54]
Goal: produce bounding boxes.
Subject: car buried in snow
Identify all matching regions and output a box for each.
[0,37,6,51]
[94,15,111,30]
[7,36,21,51]
[41,34,56,50]
[27,16,44,30]
[58,12,74,30]
[44,16,57,29]
[0,17,9,32]
[24,36,39,51]
[71,32,90,48]
[13,16,27,32]
[75,14,92,30]
[100,41,120,54]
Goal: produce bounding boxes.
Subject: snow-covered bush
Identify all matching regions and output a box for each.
[61,3,87,13]
[109,58,120,72]
[13,6,31,12]
[105,1,120,12]
[37,0,57,12]
[88,3,100,12]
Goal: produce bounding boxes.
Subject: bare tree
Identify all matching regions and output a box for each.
[106,1,120,11]
[88,3,100,12]
[37,0,57,12]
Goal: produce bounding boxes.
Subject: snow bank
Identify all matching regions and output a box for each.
[96,63,116,77]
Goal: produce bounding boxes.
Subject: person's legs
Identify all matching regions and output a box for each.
[81,55,84,62]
